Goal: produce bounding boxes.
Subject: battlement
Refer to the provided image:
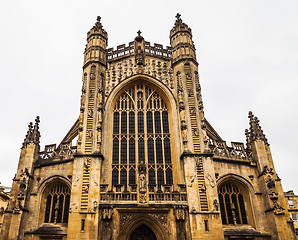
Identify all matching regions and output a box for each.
[107,41,172,61]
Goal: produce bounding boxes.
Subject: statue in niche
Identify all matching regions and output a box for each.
[82,74,87,92]
[139,172,146,192]
[135,46,144,65]
[97,130,102,151]
[90,72,96,80]
[213,199,219,211]
[88,108,93,117]
[89,90,94,99]
[80,92,86,108]
[182,128,188,142]
[180,109,186,123]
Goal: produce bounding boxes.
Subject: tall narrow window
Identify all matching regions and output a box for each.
[111,84,173,188]
[44,184,70,224]
[218,183,248,225]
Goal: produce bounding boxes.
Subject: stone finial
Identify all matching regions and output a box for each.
[245,111,268,146]
[32,116,41,145]
[22,122,33,148]
[87,16,107,38]
[22,116,41,148]
[170,13,192,36]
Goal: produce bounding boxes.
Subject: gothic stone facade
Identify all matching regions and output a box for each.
[1,15,296,240]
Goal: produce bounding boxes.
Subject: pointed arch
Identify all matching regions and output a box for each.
[37,176,71,226]
[102,75,182,190]
[216,174,256,227]
[119,213,167,240]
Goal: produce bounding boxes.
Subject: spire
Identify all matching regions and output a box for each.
[245,111,268,146]
[22,116,41,148]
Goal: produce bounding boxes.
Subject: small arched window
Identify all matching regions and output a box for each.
[218,183,248,225]
[43,184,70,224]
[112,84,173,189]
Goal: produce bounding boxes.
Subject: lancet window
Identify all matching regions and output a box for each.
[112,84,173,189]
[218,183,248,225]
[44,184,70,224]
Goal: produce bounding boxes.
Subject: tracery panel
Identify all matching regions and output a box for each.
[112,84,173,189]
[44,184,70,224]
[218,183,248,225]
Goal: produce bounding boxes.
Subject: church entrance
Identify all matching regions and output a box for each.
[130,225,157,240]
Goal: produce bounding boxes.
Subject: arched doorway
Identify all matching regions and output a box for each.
[130,225,157,240]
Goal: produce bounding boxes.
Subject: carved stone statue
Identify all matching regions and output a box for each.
[135,46,144,65]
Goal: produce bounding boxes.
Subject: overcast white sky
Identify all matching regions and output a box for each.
[0,1,297,194]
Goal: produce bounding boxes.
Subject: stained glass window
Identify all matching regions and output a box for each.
[112,84,173,189]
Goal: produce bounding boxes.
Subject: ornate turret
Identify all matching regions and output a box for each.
[170,13,197,65]
[84,16,108,68]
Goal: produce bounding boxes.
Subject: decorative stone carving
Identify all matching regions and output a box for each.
[73,174,81,187]
[135,46,144,65]
[148,213,168,228]
[273,201,285,215]
[188,174,195,187]
[80,92,86,109]
[92,201,98,212]
[138,162,147,203]
[119,214,133,230]
[198,184,206,191]
[206,173,216,188]
[105,57,173,97]
[174,205,187,221]
[101,205,113,220]
[213,199,219,211]
[82,73,87,92]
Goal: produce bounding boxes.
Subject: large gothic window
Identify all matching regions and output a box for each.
[218,183,248,225]
[112,84,173,189]
[44,184,70,224]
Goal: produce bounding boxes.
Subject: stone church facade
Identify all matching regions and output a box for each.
[1,15,296,240]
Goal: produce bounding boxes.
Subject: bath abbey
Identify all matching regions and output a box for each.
[1,14,297,240]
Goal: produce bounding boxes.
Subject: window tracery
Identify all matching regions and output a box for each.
[112,84,173,189]
[218,183,248,225]
[43,184,70,224]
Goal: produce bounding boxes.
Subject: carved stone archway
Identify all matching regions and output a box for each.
[130,225,157,240]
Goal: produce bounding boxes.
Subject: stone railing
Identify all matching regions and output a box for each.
[38,143,77,161]
[107,42,134,60]
[107,41,172,61]
[100,184,187,203]
[208,139,252,161]
[144,41,172,59]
